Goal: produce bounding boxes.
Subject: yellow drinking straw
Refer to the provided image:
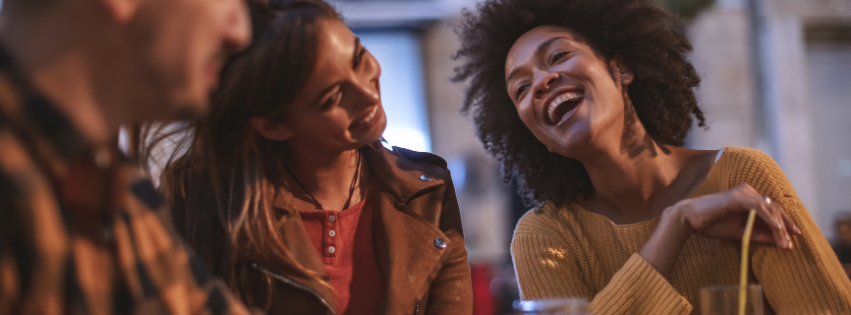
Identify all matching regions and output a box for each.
[739,209,757,315]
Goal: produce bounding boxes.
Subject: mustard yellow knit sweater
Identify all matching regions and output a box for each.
[511,147,851,315]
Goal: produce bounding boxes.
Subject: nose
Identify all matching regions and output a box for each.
[223,0,252,52]
[348,55,382,108]
[533,72,560,100]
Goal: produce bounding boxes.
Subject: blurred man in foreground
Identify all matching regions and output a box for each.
[0,0,251,313]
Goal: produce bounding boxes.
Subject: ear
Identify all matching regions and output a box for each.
[249,116,294,141]
[99,0,143,23]
[609,55,635,86]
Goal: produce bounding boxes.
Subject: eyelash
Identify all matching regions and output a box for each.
[354,48,367,69]
[552,51,569,64]
[515,85,528,99]
[322,90,341,111]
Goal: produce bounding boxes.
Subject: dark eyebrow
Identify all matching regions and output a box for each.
[505,36,568,84]
[505,67,523,86]
[536,36,567,60]
[352,37,362,69]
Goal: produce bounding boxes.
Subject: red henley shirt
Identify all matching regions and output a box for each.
[299,199,386,315]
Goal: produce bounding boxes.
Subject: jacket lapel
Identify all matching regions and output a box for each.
[364,143,451,312]
[267,188,338,312]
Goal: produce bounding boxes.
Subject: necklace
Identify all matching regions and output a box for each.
[284,150,363,210]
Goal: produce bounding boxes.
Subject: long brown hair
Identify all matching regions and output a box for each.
[148,0,340,306]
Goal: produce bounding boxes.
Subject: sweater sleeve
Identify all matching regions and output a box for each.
[735,150,851,314]
[511,214,692,315]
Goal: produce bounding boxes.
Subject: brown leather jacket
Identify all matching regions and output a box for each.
[243,143,473,315]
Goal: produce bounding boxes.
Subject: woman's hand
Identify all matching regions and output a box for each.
[641,183,801,279]
[667,183,801,250]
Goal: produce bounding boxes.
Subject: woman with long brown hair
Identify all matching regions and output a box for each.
[153,0,473,314]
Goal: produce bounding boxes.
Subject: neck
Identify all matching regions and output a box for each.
[286,143,365,211]
[0,5,132,146]
[572,120,705,224]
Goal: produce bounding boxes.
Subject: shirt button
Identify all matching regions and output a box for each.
[328,215,336,222]
[329,230,336,237]
[419,175,432,181]
[328,246,336,254]
[434,237,447,249]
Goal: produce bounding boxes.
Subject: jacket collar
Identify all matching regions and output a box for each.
[363,141,445,202]
[271,141,444,214]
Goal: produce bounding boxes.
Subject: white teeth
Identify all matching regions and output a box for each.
[547,91,584,123]
[355,106,378,126]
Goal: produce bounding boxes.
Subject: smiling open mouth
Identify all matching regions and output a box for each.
[546,91,585,125]
[351,105,379,129]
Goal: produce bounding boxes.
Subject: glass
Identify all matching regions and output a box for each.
[513,298,590,315]
[700,284,764,315]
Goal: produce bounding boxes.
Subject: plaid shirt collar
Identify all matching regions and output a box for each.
[0,44,128,223]
[0,44,105,180]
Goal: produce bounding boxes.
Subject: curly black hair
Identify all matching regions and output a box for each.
[452,0,706,208]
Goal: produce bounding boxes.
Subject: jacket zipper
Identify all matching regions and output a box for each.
[250,262,337,315]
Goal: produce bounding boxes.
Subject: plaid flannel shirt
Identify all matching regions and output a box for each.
[0,46,253,315]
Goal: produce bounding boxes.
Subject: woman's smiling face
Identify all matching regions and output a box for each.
[251,18,387,153]
[504,25,633,157]
[283,18,386,151]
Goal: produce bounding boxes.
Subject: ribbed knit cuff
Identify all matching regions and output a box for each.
[590,254,692,315]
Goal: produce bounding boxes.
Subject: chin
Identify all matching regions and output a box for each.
[171,104,207,121]
[138,101,201,122]
[363,111,388,142]
[169,89,210,119]
[346,108,388,148]
[551,131,593,157]
[163,101,205,121]
[362,119,387,146]
[151,87,210,119]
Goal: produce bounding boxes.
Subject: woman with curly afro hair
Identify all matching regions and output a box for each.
[453,0,851,313]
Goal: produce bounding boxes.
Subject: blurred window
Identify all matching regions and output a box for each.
[357,30,432,153]
[805,25,851,241]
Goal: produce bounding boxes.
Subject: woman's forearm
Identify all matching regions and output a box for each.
[639,207,691,279]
